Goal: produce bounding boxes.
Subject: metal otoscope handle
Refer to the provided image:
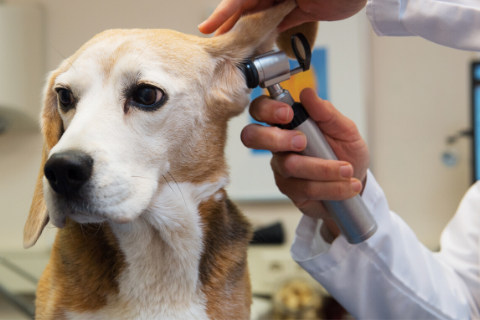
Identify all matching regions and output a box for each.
[269,85,378,244]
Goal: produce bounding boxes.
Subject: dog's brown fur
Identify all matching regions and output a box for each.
[198,193,253,319]
[35,222,125,318]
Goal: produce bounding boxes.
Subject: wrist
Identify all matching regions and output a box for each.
[320,217,340,244]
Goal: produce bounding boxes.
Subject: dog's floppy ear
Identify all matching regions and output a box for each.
[205,1,318,61]
[24,71,63,249]
[201,0,318,111]
[24,144,50,249]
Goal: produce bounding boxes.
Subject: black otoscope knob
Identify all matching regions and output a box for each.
[276,102,309,130]
[241,60,259,88]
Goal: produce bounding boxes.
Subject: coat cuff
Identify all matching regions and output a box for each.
[366,0,412,36]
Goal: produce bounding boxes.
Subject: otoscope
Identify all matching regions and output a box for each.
[241,34,377,244]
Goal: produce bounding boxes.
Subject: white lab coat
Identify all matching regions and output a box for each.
[290,1,480,318]
[365,0,480,51]
[292,172,480,319]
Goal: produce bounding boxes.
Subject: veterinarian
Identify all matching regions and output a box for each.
[200,0,480,319]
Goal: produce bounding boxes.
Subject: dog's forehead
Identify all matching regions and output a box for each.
[55,29,213,88]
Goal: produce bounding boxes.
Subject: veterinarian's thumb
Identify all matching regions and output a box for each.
[278,7,313,32]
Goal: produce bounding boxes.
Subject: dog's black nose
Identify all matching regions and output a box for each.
[44,151,93,195]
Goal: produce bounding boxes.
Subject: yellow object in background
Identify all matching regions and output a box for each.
[281,67,317,101]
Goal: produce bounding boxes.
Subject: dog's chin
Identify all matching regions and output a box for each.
[45,191,147,228]
[49,209,140,228]
[48,202,143,228]
[43,177,155,228]
[47,200,110,228]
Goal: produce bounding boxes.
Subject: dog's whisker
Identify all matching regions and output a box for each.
[49,43,77,70]
[131,175,159,182]
[79,223,86,239]
[91,223,102,239]
[134,41,152,64]
[168,171,189,213]
[162,175,179,198]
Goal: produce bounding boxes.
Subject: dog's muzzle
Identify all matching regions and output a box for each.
[44,150,93,195]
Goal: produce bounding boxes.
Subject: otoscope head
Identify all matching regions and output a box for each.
[240,33,312,89]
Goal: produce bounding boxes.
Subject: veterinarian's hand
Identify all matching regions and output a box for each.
[198,0,367,35]
[241,88,370,236]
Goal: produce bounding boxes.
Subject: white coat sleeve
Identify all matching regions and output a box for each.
[366,0,480,51]
[291,170,480,319]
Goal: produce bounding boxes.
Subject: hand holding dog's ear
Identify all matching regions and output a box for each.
[199,0,367,35]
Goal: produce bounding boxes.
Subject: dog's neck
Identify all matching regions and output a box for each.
[107,177,228,317]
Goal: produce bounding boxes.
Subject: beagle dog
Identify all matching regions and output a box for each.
[23,1,317,319]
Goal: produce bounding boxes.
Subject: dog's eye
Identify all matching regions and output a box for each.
[132,86,164,107]
[57,89,75,109]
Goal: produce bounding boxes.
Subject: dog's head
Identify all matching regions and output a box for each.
[23,1,317,248]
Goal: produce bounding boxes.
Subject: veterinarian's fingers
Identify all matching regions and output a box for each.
[215,0,279,35]
[300,88,361,142]
[278,7,314,32]
[294,199,330,219]
[274,172,362,201]
[249,95,293,124]
[198,0,247,34]
[271,153,353,181]
[215,10,243,35]
[241,124,306,152]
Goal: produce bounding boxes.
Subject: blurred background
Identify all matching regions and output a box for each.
[0,0,475,319]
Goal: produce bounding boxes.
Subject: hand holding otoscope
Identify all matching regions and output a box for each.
[240,34,377,243]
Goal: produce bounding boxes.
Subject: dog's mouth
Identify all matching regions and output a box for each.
[47,192,110,228]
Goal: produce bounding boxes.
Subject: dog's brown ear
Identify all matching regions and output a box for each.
[204,1,318,62]
[205,0,294,62]
[24,71,63,249]
[24,144,50,249]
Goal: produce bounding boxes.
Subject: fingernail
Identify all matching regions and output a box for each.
[340,165,353,178]
[275,107,289,122]
[291,134,306,150]
[351,179,362,193]
[198,21,206,29]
